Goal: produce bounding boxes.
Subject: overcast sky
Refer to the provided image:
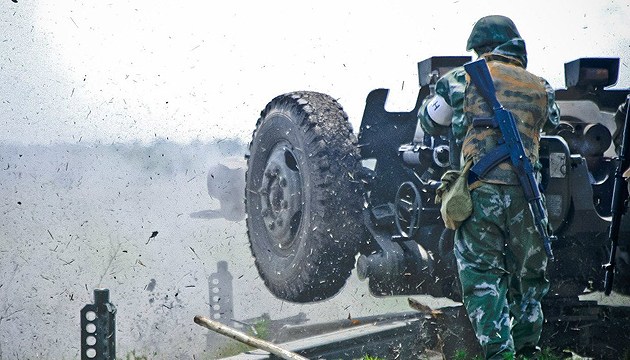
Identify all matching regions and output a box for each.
[1,0,629,145]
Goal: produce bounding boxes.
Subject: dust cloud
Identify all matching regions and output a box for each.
[0,139,421,359]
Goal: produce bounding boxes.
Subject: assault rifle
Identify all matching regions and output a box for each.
[464,58,555,259]
[603,94,630,296]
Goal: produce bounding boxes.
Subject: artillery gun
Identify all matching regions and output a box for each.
[244,56,630,303]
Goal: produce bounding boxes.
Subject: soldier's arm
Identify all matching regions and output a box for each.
[417,68,466,137]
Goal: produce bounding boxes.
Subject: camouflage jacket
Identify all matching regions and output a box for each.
[418,39,560,177]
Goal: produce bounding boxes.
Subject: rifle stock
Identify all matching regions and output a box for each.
[464,59,555,260]
[464,59,500,109]
[604,94,630,295]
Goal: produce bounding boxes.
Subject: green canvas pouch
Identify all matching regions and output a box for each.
[435,160,473,230]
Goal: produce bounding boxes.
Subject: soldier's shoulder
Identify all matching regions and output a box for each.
[436,66,467,97]
[442,66,467,81]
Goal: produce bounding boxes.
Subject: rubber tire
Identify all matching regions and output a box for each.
[246,91,365,303]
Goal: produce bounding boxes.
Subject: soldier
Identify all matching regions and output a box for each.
[418,15,560,359]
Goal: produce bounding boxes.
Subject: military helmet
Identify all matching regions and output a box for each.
[466,15,521,51]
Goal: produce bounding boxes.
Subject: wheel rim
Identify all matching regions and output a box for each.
[258,141,303,254]
[395,181,421,238]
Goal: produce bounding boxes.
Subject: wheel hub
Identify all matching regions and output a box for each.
[259,143,303,250]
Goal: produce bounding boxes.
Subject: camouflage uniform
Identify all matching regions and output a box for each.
[418,16,560,359]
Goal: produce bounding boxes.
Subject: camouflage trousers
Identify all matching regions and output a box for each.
[454,183,550,360]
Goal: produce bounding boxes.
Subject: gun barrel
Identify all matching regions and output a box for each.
[530,200,555,260]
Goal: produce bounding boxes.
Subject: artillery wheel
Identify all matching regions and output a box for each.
[246,91,365,303]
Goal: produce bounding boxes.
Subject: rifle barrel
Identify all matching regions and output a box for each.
[604,94,630,295]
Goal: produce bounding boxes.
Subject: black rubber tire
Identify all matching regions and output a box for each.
[245,91,365,303]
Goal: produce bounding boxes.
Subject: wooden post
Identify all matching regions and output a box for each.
[194,315,309,360]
